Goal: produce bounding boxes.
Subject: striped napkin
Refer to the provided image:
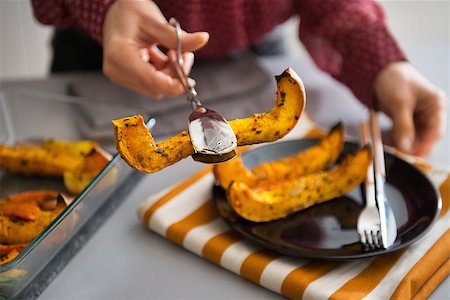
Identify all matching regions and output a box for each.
[138,115,449,299]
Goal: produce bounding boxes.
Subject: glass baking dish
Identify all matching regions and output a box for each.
[0,88,149,299]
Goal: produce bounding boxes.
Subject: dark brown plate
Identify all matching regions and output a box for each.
[212,140,441,260]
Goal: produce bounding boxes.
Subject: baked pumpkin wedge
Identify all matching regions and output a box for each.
[0,190,66,245]
[0,243,27,256]
[0,249,20,266]
[0,190,59,221]
[0,207,65,245]
[213,122,344,189]
[227,147,371,222]
[0,139,98,176]
[0,140,111,194]
[230,68,305,146]
[113,67,306,173]
[0,143,83,177]
[63,145,112,194]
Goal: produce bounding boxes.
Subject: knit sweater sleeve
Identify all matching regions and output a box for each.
[294,0,407,106]
[31,0,115,43]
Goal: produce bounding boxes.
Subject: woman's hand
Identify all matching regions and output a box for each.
[102,0,209,99]
[374,62,448,157]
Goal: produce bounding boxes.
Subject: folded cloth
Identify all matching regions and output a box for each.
[66,53,273,139]
[137,116,449,300]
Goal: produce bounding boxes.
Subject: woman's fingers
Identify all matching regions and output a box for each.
[144,20,210,52]
[165,50,195,74]
[104,42,185,99]
[102,0,208,99]
[374,62,448,157]
[413,89,448,156]
[146,45,168,69]
[182,52,195,75]
[138,1,209,51]
[390,103,415,153]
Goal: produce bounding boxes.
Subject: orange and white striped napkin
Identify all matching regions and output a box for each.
[138,115,449,299]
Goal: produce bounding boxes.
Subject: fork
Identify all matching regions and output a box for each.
[357,121,383,249]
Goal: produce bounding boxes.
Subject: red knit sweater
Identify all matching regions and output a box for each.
[31,0,406,106]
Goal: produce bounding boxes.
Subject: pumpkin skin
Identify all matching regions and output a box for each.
[213,122,345,190]
[227,147,371,222]
[112,67,306,173]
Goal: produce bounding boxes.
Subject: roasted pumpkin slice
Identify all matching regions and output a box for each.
[213,122,344,189]
[0,190,66,245]
[227,147,371,222]
[113,67,306,173]
[0,144,80,176]
[230,68,305,146]
[0,139,97,176]
[63,145,112,194]
[113,117,193,173]
[0,190,59,221]
[0,140,111,194]
[0,243,27,256]
[43,139,97,157]
[252,123,344,178]
[0,249,20,266]
[0,209,64,245]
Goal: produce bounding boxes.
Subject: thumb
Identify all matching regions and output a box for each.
[181,31,210,52]
[148,21,209,52]
[390,107,415,154]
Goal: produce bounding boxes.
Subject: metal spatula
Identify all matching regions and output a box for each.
[168,18,237,163]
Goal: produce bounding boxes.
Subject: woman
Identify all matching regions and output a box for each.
[31,0,447,157]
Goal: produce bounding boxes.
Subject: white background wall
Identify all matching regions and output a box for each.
[0,0,448,81]
[0,0,52,80]
[282,0,449,58]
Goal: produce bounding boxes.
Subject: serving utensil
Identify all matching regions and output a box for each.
[168,18,237,163]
